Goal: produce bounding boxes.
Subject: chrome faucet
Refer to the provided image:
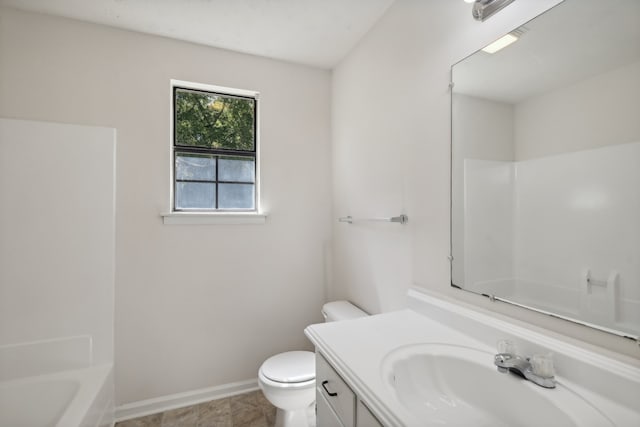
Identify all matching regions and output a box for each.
[494,340,556,389]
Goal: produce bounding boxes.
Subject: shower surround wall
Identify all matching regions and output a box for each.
[0,118,116,425]
[463,142,640,334]
[516,143,640,330]
[0,118,115,366]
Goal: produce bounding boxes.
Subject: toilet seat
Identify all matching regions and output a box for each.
[259,351,315,384]
[259,371,315,389]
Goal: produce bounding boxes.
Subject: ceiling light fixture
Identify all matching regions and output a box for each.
[481,32,519,53]
[471,0,516,21]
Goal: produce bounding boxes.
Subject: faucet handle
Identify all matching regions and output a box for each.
[531,353,555,378]
[497,339,516,355]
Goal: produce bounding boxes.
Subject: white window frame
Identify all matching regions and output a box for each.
[162,79,265,225]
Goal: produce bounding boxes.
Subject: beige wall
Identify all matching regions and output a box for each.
[331,0,640,361]
[0,7,333,404]
[515,60,640,160]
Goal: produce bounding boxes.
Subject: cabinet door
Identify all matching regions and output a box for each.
[317,391,345,427]
[356,400,383,427]
[316,353,355,427]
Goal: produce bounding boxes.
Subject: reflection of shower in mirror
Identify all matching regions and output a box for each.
[451,0,640,339]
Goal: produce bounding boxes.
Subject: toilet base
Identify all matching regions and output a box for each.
[274,402,316,427]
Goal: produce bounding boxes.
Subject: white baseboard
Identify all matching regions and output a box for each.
[114,378,259,422]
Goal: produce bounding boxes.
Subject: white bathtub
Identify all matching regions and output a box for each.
[0,364,113,427]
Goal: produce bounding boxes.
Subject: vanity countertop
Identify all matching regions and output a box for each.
[304,291,640,427]
[306,308,486,426]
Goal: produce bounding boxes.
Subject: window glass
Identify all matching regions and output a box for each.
[218,183,255,209]
[175,182,216,209]
[218,157,255,182]
[176,153,216,181]
[175,89,255,151]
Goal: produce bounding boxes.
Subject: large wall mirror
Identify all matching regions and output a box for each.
[451,0,640,339]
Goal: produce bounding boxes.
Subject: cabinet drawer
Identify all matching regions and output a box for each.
[316,353,355,427]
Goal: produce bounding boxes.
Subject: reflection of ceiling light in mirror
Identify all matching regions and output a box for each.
[463,0,475,3]
[482,33,519,53]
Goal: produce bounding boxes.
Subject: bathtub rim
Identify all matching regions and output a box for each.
[0,363,113,427]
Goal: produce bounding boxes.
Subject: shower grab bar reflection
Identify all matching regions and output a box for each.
[338,214,408,225]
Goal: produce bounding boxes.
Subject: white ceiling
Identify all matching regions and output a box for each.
[0,0,395,69]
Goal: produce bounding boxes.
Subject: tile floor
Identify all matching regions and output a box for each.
[115,390,277,427]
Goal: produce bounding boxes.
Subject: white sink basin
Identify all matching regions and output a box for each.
[381,343,614,427]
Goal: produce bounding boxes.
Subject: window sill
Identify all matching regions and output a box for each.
[161,212,267,225]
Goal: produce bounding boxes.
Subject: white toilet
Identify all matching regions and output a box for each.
[258,301,368,427]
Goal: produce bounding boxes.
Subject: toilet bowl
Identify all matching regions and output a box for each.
[258,301,368,427]
[259,351,316,427]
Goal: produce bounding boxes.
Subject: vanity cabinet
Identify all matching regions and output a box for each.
[356,400,383,427]
[316,391,345,427]
[316,353,383,427]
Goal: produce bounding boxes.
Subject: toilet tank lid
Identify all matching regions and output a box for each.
[260,351,315,383]
[322,300,368,322]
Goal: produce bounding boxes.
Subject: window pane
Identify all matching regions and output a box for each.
[175,88,255,151]
[176,153,215,181]
[218,157,255,182]
[175,182,216,209]
[218,184,255,209]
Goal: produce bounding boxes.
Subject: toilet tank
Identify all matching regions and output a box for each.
[322,301,368,322]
